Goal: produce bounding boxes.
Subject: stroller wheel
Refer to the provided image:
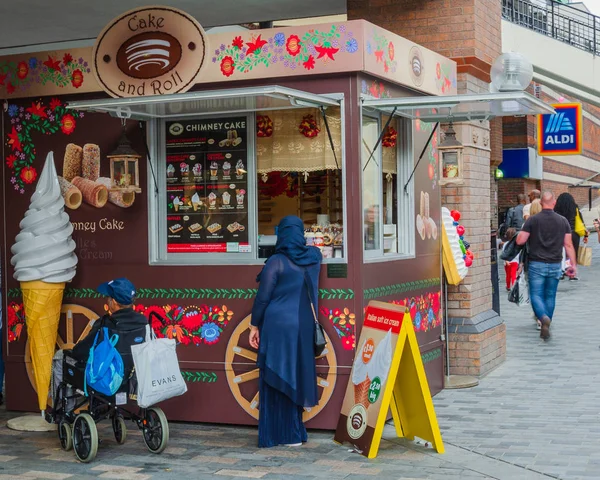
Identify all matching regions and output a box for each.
[142,407,169,454]
[58,422,73,451]
[112,415,127,445]
[73,413,98,463]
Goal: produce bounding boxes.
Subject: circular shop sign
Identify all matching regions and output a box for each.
[93,6,207,98]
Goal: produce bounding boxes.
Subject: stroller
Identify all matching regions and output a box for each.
[48,312,169,463]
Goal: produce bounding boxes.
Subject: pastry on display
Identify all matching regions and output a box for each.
[82,144,101,181]
[62,143,83,182]
[11,152,78,410]
[169,224,183,234]
[441,207,469,285]
[188,223,202,233]
[57,176,82,210]
[71,176,109,208]
[97,177,135,208]
[207,223,222,234]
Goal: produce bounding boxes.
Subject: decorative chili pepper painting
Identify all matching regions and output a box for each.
[6,302,26,342]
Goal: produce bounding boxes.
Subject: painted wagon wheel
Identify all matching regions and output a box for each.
[24,304,99,406]
[225,314,337,422]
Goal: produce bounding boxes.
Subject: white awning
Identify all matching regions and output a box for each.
[362,91,554,122]
[67,86,342,120]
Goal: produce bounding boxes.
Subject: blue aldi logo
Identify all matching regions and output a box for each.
[537,103,582,156]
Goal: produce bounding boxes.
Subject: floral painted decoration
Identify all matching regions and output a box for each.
[361,80,391,99]
[134,304,234,346]
[6,302,26,342]
[258,172,298,199]
[213,25,358,77]
[320,306,356,351]
[0,54,90,95]
[5,98,83,192]
[256,115,274,137]
[391,291,441,333]
[366,29,398,75]
[299,114,320,138]
[435,62,457,94]
[382,126,397,148]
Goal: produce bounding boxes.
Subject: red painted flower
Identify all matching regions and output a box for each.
[232,36,244,49]
[7,126,21,151]
[26,101,48,118]
[0,72,7,85]
[8,331,15,342]
[220,56,234,77]
[436,63,441,80]
[388,41,395,60]
[246,34,267,55]
[428,163,435,180]
[286,35,302,56]
[20,166,38,184]
[6,82,15,94]
[63,53,73,65]
[314,45,339,60]
[17,62,28,79]
[342,337,354,350]
[50,98,62,110]
[303,55,315,70]
[43,55,61,71]
[384,61,389,74]
[192,335,202,346]
[71,69,84,88]
[60,114,76,135]
[179,335,191,346]
[5,154,17,168]
[374,50,384,63]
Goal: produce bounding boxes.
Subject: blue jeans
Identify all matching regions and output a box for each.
[528,261,562,321]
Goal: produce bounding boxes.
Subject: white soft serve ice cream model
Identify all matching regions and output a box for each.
[352,329,393,408]
[11,152,78,411]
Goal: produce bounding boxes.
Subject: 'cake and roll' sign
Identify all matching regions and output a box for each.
[92,6,207,98]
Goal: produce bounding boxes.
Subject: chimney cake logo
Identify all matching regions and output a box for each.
[93,6,207,98]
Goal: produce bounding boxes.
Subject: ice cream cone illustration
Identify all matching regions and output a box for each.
[11,152,78,411]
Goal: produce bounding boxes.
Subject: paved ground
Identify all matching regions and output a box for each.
[0,241,598,480]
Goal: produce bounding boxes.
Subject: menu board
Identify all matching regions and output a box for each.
[165,117,249,253]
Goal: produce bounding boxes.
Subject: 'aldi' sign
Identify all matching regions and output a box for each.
[537,103,582,156]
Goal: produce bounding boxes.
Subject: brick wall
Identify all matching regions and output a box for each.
[448,323,506,376]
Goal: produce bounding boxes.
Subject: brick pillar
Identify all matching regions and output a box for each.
[348,0,506,376]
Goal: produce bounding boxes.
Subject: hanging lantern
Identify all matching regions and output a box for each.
[438,122,464,185]
[108,127,142,193]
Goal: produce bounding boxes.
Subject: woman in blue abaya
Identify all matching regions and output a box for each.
[249,216,322,448]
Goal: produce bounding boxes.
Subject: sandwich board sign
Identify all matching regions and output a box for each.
[537,103,582,156]
[334,300,444,458]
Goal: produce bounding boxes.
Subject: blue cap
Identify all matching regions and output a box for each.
[97,278,137,305]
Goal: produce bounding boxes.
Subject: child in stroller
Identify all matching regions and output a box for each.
[49,278,169,463]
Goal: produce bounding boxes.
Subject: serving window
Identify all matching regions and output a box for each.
[361,113,414,260]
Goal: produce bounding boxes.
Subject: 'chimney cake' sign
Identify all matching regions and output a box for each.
[92,6,207,98]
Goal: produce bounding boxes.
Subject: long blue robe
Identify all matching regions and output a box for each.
[251,253,320,447]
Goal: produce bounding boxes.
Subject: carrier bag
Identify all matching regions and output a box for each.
[577,244,592,267]
[131,325,187,408]
[516,274,530,307]
[85,327,124,396]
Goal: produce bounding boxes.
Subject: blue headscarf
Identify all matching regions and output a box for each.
[257,215,321,282]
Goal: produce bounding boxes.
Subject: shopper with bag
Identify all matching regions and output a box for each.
[554,193,588,279]
[249,215,322,448]
[502,228,521,291]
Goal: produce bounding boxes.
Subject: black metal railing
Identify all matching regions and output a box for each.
[502,0,599,55]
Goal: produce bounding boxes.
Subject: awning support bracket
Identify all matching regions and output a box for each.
[319,106,340,170]
[404,122,439,194]
[363,107,397,172]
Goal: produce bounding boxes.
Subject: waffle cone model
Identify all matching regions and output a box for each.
[354,376,371,409]
[21,280,65,410]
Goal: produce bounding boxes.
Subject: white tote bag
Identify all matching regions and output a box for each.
[516,274,530,307]
[131,325,187,408]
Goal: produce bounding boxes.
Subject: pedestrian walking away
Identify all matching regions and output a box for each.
[516,191,577,340]
[502,227,520,291]
[554,192,588,281]
[249,215,322,448]
[523,189,541,221]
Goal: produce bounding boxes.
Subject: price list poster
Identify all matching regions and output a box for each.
[165,117,249,253]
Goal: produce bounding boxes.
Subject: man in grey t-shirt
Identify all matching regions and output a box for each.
[516,191,577,340]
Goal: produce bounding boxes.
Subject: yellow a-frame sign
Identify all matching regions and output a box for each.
[334,300,444,458]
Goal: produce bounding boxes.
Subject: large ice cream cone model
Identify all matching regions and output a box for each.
[11,152,78,410]
[441,207,469,285]
[21,281,65,409]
